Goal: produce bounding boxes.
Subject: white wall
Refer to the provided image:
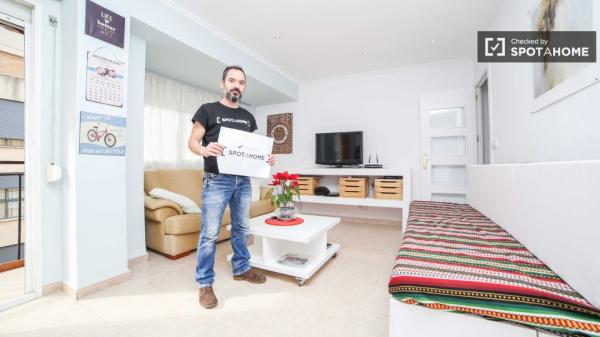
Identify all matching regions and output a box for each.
[126,35,147,261]
[476,0,600,164]
[29,0,298,290]
[57,0,79,289]
[468,161,600,309]
[71,0,131,289]
[255,58,474,219]
[31,0,63,287]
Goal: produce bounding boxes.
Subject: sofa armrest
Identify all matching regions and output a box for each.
[144,195,184,215]
[260,186,274,201]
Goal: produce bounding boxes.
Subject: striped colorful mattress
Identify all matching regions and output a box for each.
[388,200,600,337]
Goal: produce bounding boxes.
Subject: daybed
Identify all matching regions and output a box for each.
[388,161,600,337]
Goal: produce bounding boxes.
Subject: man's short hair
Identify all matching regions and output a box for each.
[222,65,246,81]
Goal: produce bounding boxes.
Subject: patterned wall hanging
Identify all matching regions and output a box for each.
[267,113,293,154]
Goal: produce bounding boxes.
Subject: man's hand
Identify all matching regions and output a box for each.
[202,142,224,157]
[267,154,275,166]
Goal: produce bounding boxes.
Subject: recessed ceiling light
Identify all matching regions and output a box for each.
[274,34,282,40]
[362,50,369,55]
[431,39,437,44]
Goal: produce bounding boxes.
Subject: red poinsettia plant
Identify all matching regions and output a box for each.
[269,171,301,207]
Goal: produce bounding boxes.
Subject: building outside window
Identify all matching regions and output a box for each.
[0,189,5,219]
[0,138,24,147]
[0,188,24,221]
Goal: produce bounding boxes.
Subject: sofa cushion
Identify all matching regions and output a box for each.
[144,195,183,214]
[145,206,181,223]
[145,169,204,207]
[149,187,201,213]
[164,214,201,235]
[165,209,232,235]
[163,200,274,235]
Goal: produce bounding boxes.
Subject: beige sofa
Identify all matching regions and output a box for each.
[144,169,275,259]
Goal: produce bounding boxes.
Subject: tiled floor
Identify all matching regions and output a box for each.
[0,267,24,303]
[0,221,402,337]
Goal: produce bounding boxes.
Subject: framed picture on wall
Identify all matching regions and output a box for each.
[267,113,293,154]
[528,0,600,113]
[79,111,126,156]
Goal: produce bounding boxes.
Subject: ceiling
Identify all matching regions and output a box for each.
[132,19,297,106]
[166,0,504,81]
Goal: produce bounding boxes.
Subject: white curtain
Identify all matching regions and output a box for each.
[144,71,221,169]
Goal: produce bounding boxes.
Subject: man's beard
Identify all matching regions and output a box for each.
[226,89,242,103]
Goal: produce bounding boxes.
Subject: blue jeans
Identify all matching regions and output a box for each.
[195,173,252,288]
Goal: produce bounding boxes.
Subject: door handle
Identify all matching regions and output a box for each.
[421,153,428,170]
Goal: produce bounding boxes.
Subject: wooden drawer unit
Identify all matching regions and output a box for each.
[374,178,403,200]
[297,176,320,195]
[339,177,369,198]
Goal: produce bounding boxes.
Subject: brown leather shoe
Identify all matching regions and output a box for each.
[199,287,218,309]
[233,268,266,284]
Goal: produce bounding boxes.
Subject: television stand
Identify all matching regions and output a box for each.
[291,167,411,228]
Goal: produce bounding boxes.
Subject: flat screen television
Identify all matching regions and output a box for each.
[315,131,363,166]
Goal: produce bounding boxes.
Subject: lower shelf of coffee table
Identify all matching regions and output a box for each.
[226,241,340,281]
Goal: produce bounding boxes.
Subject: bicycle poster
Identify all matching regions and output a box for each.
[86,48,125,107]
[79,111,126,156]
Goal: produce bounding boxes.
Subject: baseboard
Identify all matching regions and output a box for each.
[60,282,77,299]
[75,271,131,299]
[128,253,149,268]
[42,282,62,296]
[57,271,131,300]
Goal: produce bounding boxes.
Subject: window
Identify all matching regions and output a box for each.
[1,188,24,220]
[144,71,221,169]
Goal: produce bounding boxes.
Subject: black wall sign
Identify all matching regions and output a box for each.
[85,0,125,48]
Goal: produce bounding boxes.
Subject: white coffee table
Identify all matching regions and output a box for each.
[226,212,341,286]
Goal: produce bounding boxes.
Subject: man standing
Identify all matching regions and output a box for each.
[188,65,275,309]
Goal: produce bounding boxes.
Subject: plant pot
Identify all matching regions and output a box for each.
[277,201,296,220]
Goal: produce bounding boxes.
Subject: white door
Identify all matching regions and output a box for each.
[1,0,37,311]
[420,88,476,203]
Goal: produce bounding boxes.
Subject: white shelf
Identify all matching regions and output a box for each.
[297,195,407,209]
[289,166,412,226]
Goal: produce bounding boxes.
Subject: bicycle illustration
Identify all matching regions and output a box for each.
[96,66,118,78]
[87,125,117,147]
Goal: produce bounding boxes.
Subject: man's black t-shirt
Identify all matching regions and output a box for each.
[191,101,257,173]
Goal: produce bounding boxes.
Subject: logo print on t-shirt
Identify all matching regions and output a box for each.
[216,116,249,126]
